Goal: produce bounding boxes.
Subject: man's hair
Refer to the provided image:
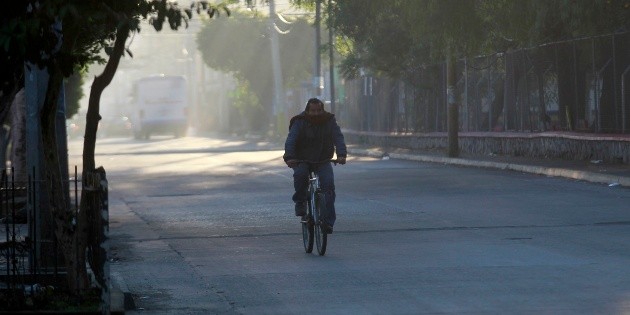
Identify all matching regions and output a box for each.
[305,97,324,111]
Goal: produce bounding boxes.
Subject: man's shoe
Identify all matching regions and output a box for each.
[294,202,307,216]
[322,223,333,234]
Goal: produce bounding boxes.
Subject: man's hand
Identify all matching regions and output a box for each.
[337,157,346,165]
[285,159,300,168]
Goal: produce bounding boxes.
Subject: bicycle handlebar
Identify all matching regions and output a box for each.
[285,158,345,168]
[295,159,338,164]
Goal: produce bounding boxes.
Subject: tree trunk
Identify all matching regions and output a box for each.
[40,63,87,292]
[481,76,505,131]
[34,22,130,294]
[80,23,130,291]
[536,68,550,131]
[446,51,459,157]
[555,43,574,130]
[599,32,630,133]
[82,24,129,173]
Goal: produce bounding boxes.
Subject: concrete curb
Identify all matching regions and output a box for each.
[108,198,136,315]
[110,271,130,314]
[349,148,630,188]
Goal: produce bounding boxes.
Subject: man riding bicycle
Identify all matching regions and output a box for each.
[283,98,347,234]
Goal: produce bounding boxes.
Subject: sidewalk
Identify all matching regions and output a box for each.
[347,144,630,188]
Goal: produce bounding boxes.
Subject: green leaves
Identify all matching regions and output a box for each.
[196,11,313,129]
[191,1,231,19]
[329,0,630,82]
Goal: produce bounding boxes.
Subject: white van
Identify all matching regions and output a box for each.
[131,75,188,139]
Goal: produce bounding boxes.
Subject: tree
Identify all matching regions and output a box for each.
[325,0,630,137]
[329,0,486,156]
[1,1,103,292]
[415,0,485,156]
[196,11,314,132]
[1,0,230,293]
[326,1,426,80]
[479,0,630,132]
[228,80,262,133]
[64,70,86,119]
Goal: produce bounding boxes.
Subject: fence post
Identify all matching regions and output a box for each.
[592,38,599,132]
[621,65,630,133]
[447,51,459,157]
[464,58,469,131]
[612,33,619,131]
[488,67,492,132]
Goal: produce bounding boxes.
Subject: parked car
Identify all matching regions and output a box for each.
[66,118,83,139]
[99,115,133,138]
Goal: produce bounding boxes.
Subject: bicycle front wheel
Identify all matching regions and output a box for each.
[302,213,314,253]
[314,192,328,256]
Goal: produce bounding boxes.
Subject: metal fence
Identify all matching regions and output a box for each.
[338,32,630,135]
[0,166,109,310]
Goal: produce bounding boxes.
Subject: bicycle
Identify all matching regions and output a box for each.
[299,159,337,256]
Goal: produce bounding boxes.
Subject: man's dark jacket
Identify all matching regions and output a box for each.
[283,111,347,162]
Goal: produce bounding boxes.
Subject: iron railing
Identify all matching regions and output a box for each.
[0,166,87,309]
[337,32,630,135]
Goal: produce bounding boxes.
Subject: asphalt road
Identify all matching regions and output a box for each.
[69,136,630,315]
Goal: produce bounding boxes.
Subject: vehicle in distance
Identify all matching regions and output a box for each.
[99,114,133,138]
[131,75,188,139]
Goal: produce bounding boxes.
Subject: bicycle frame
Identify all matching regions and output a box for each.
[301,159,337,222]
[307,171,320,220]
[298,159,336,255]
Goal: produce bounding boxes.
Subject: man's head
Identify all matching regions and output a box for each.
[305,98,324,116]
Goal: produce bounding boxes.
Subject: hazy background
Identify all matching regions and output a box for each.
[78,0,313,138]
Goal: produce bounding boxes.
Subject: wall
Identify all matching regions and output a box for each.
[344,130,630,164]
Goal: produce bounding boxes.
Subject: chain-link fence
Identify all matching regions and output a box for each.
[339,32,630,135]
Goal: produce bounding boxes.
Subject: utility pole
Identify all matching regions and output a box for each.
[268,0,285,134]
[314,0,323,98]
[25,64,46,267]
[24,20,70,269]
[328,0,335,114]
[25,66,69,268]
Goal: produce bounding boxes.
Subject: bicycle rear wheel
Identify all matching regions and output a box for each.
[314,192,327,256]
[301,213,314,253]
